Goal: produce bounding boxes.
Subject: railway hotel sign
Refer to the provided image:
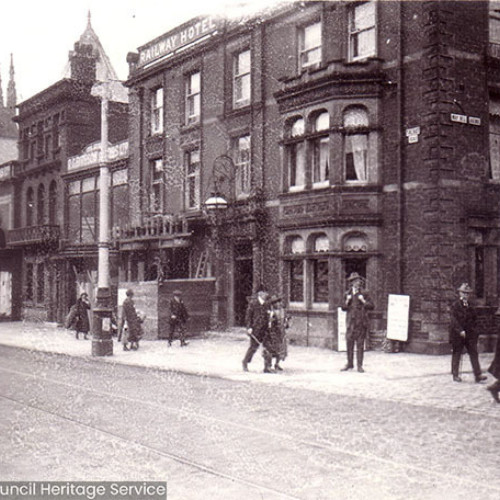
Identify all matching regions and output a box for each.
[138,17,219,67]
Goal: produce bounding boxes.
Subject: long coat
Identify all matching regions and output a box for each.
[341,290,374,341]
[245,299,270,342]
[121,297,143,342]
[74,298,90,334]
[488,333,500,379]
[449,299,477,346]
[169,298,189,324]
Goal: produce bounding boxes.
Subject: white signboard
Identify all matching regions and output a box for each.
[337,307,347,352]
[387,294,410,341]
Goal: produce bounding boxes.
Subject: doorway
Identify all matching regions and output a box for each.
[234,242,253,326]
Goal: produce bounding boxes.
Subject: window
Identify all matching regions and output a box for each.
[288,118,306,191]
[312,112,330,187]
[67,177,99,244]
[49,181,57,225]
[234,135,251,196]
[349,1,376,61]
[288,236,305,304]
[185,149,200,209]
[26,188,34,226]
[489,108,500,179]
[151,87,164,134]
[344,108,369,182]
[299,21,322,70]
[25,263,34,301]
[233,50,251,108]
[36,263,45,303]
[53,114,60,150]
[37,183,45,225]
[112,169,129,233]
[312,235,329,305]
[185,72,201,125]
[44,134,52,158]
[151,159,164,213]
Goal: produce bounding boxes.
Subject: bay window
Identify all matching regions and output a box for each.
[312,112,330,187]
[288,118,306,191]
[344,108,369,182]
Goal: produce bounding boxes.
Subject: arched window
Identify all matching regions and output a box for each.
[344,107,369,182]
[343,233,368,252]
[287,236,305,303]
[26,188,34,227]
[312,112,330,186]
[37,183,46,225]
[49,181,57,225]
[287,118,306,191]
[311,234,329,304]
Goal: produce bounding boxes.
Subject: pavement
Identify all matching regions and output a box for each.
[0,320,498,416]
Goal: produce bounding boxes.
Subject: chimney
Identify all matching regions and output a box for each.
[69,42,97,82]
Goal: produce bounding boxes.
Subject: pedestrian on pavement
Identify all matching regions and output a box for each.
[119,289,144,351]
[341,272,374,373]
[449,283,487,383]
[69,292,91,340]
[243,287,273,373]
[168,290,189,347]
[265,295,289,372]
[486,331,500,403]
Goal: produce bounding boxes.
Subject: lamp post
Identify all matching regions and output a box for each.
[90,80,128,356]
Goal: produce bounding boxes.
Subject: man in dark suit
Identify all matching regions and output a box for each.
[449,283,487,383]
[243,287,272,373]
[168,290,189,347]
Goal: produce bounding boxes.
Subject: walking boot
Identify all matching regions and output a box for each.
[341,365,353,372]
[123,343,130,351]
[486,381,500,403]
[180,340,189,347]
[274,362,283,371]
[475,374,487,383]
[453,375,462,382]
[75,332,79,340]
[357,366,365,373]
[242,361,249,372]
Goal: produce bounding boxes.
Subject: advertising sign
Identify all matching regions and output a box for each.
[386,294,410,341]
[337,307,347,352]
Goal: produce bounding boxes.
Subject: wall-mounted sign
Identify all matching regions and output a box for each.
[450,113,467,123]
[408,134,419,144]
[406,126,420,136]
[138,17,219,68]
[468,116,481,126]
[68,141,128,172]
[386,294,410,342]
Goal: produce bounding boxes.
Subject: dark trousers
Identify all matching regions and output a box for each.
[169,321,186,343]
[346,338,365,368]
[451,337,481,377]
[243,337,260,364]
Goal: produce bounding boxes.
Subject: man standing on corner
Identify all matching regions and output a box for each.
[449,283,487,383]
[341,272,374,373]
[169,290,189,347]
[243,287,272,373]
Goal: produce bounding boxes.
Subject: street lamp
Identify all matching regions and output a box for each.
[90,80,128,356]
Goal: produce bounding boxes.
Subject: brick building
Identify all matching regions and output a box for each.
[5,15,128,323]
[121,0,500,353]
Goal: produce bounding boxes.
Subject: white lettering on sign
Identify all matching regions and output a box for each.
[408,134,419,144]
[386,294,410,342]
[139,17,218,67]
[468,116,481,126]
[450,113,467,123]
[406,126,420,136]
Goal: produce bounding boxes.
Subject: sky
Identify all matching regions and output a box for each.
[0,0,290,103]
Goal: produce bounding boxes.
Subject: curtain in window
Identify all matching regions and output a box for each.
[351,134,368,181]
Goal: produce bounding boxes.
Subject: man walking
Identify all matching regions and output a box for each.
[341,272,374,373]
[243,287,272,373]
[449,283,487,383]
[168,290,189,347]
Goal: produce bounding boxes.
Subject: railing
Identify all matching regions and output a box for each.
[7,225,60,246]
[113,215,190,241]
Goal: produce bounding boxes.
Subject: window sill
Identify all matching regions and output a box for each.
[312,181,329,189]
[288,186,306,193]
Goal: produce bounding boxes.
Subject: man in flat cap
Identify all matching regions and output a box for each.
[168,289,189,347]
[449,283,487,383]
[341,272,374,373]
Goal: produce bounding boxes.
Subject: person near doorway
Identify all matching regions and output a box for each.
[449,283,487,383]
[243,287,272,373]
[119,288,144,351]
[265,295,289,371]
[69,292,90,340]
[168,290,189,347]
[341,272,374,373]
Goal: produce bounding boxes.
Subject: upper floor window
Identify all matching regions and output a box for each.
[26,187,34,227]
[348,1,376,61]
[299,21,322,71]
[37,183,46,225]
[288,118,306,191]
[233,50,251,109]
[344,108,369,182]
[49,181,57,225]
[234,135,251,196]
[151,87,164,135]
[185,72,201,125]
[151,159,164,213]
[185,149,200,209]
[312,112,330,187]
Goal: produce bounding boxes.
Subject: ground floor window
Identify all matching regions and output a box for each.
[289,260,304,303]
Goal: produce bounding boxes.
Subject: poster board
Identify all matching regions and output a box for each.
[337,307,347,352]
[386,294,410,342]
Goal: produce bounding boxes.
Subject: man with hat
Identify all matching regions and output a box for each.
[449,283,487,383]
[341,272,374,373]
[168,289,189,347]
[243,286,272,373]
[119,288,144,351]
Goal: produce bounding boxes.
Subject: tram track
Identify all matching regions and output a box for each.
[1,363,499,498]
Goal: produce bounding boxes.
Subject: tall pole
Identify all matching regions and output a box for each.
[91,82,113,356]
